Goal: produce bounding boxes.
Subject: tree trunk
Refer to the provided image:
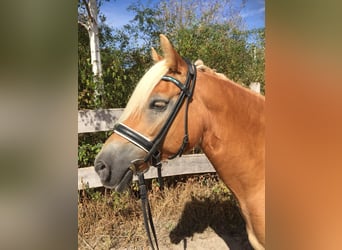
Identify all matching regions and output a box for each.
[88,0,102,79]
[81,0,103,101]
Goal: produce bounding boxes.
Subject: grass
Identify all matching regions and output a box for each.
[78,173,249,249]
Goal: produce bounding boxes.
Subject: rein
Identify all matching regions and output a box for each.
[113,59,197,249]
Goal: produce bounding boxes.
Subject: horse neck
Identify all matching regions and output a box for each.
[197,72,265,196]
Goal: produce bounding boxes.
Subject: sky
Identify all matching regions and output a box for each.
[101,0,264,30]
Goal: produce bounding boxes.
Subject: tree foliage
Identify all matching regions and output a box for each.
[78,0,265,109]
[156,0,246,32]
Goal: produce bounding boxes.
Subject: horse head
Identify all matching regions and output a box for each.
[94,35,204,191]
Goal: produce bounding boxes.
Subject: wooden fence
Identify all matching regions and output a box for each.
[78,108,215,190]
[78,83,261,190]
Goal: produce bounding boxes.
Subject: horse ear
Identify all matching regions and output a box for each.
[159,34,187,73]
[151,47,163,63]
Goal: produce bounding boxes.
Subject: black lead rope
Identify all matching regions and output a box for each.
[137,172,159,250]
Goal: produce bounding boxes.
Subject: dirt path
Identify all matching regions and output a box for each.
[158,228,252,250]
[112,228,252,250]
[78,175,254,250]
[153,195,254,250]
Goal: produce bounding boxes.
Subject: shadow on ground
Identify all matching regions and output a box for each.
[169,195,253,250]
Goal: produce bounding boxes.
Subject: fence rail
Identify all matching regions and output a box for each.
[78,108,123,133]
[78,108,215,190]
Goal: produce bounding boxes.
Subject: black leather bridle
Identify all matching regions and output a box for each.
[112,58,196,250]
[113,58,197,172]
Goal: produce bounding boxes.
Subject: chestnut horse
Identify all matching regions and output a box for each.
[94,35,265,249]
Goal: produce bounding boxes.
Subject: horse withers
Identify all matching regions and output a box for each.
[94,34,265,249]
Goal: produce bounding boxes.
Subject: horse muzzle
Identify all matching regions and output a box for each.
[94,142,146,191]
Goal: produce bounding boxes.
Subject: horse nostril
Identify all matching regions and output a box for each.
[95,161,107,172]
[94,160,111,183]
[97,163,106,171]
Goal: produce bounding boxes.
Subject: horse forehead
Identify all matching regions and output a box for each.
[152,80,180,95]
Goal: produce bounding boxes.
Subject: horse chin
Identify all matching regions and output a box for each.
[113,169,133,192]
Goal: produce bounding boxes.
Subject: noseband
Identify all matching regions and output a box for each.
[113,58,197,172]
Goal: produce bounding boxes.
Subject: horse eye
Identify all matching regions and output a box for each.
[150,100,168,111]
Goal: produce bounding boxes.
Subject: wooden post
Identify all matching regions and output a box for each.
[249,82,260,93]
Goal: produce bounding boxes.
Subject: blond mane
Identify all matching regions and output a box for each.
[194,59,228,80]
[119,60,169,122]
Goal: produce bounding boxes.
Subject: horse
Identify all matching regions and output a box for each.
[94,34,265,250]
